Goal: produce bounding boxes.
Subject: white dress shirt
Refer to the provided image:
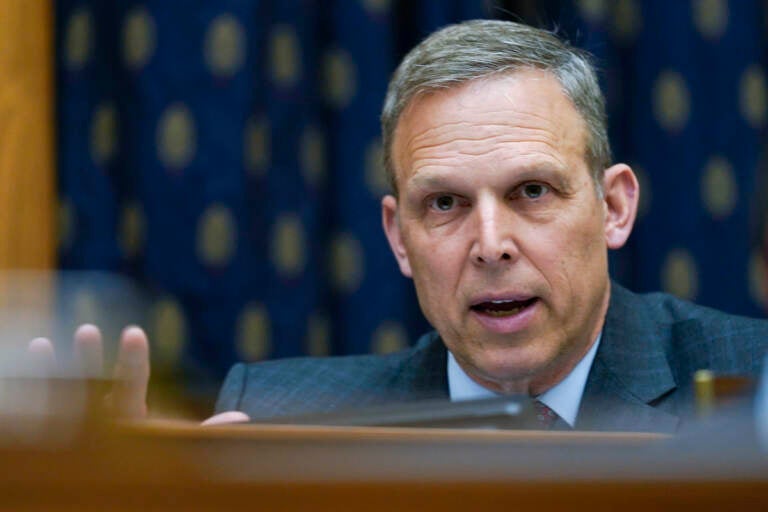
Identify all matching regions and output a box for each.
[447,334,602,427]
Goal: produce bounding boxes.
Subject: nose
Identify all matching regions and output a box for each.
[469,198,519,266]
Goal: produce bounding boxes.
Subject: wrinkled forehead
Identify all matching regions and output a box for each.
[391,70,590,180]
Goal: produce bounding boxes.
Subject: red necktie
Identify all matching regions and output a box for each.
[534,400,559,429]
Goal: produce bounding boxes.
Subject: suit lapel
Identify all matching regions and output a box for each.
[577,283,680,433]
[389,331,450,401]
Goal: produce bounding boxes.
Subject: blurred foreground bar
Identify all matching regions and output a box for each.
[0,418,764,511]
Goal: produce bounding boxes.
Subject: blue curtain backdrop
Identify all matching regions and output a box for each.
[55,0,768,408]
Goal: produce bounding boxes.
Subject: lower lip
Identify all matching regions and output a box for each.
[469,300,539,334]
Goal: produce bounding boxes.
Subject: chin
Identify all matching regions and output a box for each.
[469,349,549,388]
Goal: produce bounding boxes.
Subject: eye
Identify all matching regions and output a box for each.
[429,195,456,211]
[521,183,549,199]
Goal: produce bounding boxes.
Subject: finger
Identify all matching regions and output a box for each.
[112,325,150,419]
[27,337,56,377]
[200,411,250,426]
[73,324,104,378]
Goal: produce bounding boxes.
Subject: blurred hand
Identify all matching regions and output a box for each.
[27,324,150,419]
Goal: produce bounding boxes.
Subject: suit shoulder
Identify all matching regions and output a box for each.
[241,341,418,376]
[613,284,768,375]
[643,289,768,337]
[215,332,447,418]
[613,282,767,331]
[238,330,442,378]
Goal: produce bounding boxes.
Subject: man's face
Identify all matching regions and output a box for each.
[382,70,636,394]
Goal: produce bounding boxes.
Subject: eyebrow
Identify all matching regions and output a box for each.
[510,166,574,190]
[408,163,574,191]
[408,172,455,190]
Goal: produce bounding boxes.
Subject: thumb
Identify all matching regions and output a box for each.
[201,411,250,426]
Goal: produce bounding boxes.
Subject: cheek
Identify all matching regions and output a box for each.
[525,214,606,291]
[559,201,606,257]
[405,232,466,297]
[411,246,460,286]
[555,220,608,305]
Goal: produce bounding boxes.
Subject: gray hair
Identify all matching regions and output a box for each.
[381,19,611,196]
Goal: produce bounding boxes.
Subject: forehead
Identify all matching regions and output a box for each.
[391,69,589,184]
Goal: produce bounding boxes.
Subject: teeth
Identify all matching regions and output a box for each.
[484,306,523,317]
[471,297,535,316]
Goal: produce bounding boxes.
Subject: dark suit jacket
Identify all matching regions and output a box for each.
[215,283,768,432]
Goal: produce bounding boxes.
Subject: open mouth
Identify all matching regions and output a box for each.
[470,297,538,317]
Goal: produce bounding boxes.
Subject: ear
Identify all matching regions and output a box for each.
[602,163,639,250]
[381,195,413,278]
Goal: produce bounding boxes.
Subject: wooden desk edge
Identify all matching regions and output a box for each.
[118,418,669,443]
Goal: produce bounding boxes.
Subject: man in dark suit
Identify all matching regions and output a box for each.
[210,20,767,431]
[33,19,768,431]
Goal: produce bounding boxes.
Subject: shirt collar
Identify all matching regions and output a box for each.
[447,334,602,427]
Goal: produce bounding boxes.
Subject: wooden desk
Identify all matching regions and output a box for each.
[0,418,763,511]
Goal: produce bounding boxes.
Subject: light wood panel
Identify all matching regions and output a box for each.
[0,0,55,270]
